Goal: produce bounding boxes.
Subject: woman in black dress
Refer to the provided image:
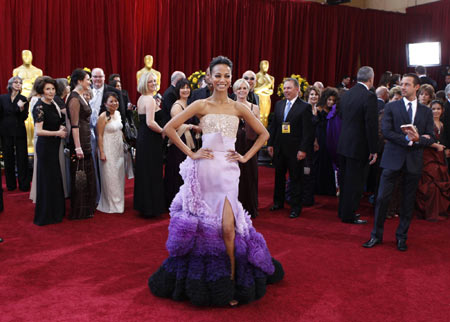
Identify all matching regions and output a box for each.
[0,76,29,191]
[134,72,167,217]
[66,69,97,220]
[32,77,67,226]
[163,78,201,208]
[233,78,260,218]
[313,87,338,196]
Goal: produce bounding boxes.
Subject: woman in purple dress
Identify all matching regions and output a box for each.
[149,56,284,306]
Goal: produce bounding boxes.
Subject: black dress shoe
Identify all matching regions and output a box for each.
[270,204,284,211]
[362,237,382,248]
[343,219,367,224]
[397,240,407,251]
[289,211,299,218]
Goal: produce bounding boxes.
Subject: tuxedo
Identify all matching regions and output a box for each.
[162,85,178,117]
[418,75,437,90]
[377,98,385,112]
[268,97,314,214]
[188,86,211,104]
[371,99,434,242]
[337,83,378,222]
[0,93,29,190]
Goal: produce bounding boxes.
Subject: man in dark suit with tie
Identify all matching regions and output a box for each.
[162,71,185,117]
[268,78,314,218]
[416,65,437,90]
[363,73,434,251]
[337,66,378,224]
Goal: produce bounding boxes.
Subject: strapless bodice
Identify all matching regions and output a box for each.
[200,114,239,139]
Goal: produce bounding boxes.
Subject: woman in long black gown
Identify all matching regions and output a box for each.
[32,77,67,226]
[313,87,338,196]
[233,78,260,218]
[134,72,167,217]
[163,78,201,208]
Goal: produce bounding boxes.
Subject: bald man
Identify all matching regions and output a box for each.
[242,70,260,105]
[376,86,389,112]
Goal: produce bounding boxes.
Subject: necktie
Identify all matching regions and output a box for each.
[407,102,412,123]
[283,101,292,121]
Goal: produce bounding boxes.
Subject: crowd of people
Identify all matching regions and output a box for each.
[0,58,449,301]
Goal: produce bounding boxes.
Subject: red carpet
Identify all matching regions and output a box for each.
[1,167,449,322]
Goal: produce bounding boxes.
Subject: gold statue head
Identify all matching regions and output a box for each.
[22,50,33,66]
[260,60,269,73]
[144,55,154,69]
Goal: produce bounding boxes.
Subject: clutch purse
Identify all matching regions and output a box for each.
[75,159,87,189]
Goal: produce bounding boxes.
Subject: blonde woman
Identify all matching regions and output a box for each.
[133,72,167,218]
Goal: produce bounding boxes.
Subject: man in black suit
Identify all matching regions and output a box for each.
[0,77,30,191]
[162,71,185,117]
[268,78,314,218]
[337,66,378,224]
[363,73,434,251]
[336,75,351,90]
[376,86,389,112]
[242,70,260,105]
[416,65,437,90]
[188,67,212,104]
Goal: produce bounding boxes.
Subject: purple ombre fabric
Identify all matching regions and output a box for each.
[326,104,342,171]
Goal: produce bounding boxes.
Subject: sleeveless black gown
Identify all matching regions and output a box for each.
[134,110,166,217]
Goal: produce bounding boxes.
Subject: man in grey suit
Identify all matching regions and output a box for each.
[363,73,434,251]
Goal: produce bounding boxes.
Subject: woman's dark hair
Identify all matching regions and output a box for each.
[430,99,444,112]
[175,78,191,99]
[317,87,338,108]
[35,76,57,94]
[388,74,401,89]
[70,68,88,91]
[101,91,120,120]
[209,56,233,73]
[378,71,392,87]
[110,79,121,90]
[55,78,69,97]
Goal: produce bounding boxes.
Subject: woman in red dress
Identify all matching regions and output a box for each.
[415,100,450,221]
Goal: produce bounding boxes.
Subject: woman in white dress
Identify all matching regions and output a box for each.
[96,92,125,213]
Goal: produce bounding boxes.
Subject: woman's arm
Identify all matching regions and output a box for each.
[34,121,66,137]
[68,98,84,159]
[144,96,163,133]
[97,113,107,161]
[164,101,209,159]
[229,102,269,163]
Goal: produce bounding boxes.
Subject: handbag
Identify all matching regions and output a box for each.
[75,159,87,189]
[124,119,138,147]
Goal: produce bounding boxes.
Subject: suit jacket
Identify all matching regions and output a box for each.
[188,87,211,104]
[377,98,385,112]
[419,75,437,90]
[380,99,434,174]
[101,84,126,125]
[0,93,29,137]
[268,97,314,154]
[162,85,178,117]
[337,83,378,161]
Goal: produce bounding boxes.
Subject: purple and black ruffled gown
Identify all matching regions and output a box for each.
[149,114,284,306]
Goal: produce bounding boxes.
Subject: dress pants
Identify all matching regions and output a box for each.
[90,133,101,204]
[273,146,304,213]
[1,135,29,190]
[0,165,4,211]
[371,167,421,241]
[338,155,367,222]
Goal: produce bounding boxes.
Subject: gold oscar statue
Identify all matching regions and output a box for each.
[254,60,274,127]
[13,50,43,153]
[136,55,161,95]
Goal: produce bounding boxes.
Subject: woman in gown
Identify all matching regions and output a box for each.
[164,78,201,208]
[313,87,338,196]
[32,77,67,226]
[149,56,284,307]
[234,78,260,218]
[133,72,166,218]
[66,69,97,220]
[96,92,125,213]
[415,100,450,221]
